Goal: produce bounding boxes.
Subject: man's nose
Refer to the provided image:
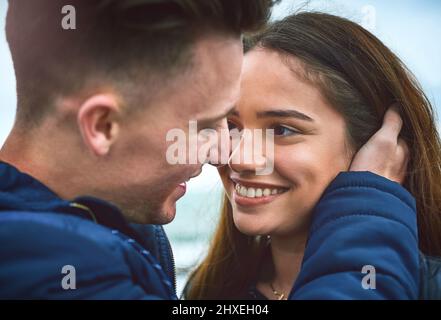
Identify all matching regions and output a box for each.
[208,118,230,168]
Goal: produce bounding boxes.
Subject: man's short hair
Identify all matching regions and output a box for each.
[6,0,275,126]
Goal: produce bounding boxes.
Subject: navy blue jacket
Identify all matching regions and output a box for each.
[0,162,419,299]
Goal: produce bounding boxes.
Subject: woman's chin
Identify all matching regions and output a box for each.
[233,215,271,236]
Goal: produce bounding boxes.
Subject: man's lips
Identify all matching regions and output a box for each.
[178,182,187,192]
[172,168,203,200]
[173,181,187,199]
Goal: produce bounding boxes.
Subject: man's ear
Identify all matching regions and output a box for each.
[77,94,121,156]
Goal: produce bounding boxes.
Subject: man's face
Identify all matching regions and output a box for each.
[102,33,243,224]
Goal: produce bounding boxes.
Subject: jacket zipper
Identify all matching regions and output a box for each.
[166,238,177,297]
[156,225,177,297]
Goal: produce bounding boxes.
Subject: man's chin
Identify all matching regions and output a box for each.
[150,201,177,225]
[124,200,177,225]
[128,187,182,225]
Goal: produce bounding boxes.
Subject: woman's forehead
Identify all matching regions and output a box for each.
[240,51,328,118]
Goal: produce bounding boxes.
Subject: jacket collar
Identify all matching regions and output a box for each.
[0,161,142,241]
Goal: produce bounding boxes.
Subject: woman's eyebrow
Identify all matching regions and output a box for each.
[256,109,314,122]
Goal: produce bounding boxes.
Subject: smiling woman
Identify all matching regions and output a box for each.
[223,49,351,240]
[183,11,441,300]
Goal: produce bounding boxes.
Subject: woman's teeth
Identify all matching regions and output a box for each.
[234,183,286,198]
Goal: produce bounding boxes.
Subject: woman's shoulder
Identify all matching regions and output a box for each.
[420,252,441,299]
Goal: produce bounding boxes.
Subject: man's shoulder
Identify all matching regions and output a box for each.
[0,210,175,299]
[0,210,128,259]
[1,210,121,242]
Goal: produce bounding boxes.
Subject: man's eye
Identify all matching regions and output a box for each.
[227,120,239,131]
[199,122,223,132]
[271,125,300,137]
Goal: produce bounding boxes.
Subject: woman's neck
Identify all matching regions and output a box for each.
[257,232,307,300]
[271,234,306,294]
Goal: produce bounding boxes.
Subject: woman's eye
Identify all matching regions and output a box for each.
[272,125,299,137]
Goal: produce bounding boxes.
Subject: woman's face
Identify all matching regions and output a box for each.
[219,49,353,237]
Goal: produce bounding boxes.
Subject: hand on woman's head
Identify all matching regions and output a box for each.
[350,106,409,184]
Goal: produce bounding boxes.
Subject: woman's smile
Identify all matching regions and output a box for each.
[230,177,291,208]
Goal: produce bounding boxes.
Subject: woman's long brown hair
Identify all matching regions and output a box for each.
[184,12,441,299]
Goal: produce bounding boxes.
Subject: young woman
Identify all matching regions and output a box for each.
[184,12,441,299]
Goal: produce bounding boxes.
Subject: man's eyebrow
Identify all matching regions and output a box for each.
[201,106,237,123]
[256,109,314,122]
[231,109,240,117]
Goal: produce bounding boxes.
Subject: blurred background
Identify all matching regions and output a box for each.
[1,1,440,296]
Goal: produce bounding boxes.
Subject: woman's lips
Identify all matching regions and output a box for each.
[232,180,289,207]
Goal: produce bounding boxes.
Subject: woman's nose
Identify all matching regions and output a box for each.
[227,129,272,175]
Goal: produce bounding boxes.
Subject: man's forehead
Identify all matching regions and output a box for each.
[192,80,240,121]
[158,33,242,123]
[191,33,243,84]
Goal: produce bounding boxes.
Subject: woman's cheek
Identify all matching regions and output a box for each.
[274,144,321,185]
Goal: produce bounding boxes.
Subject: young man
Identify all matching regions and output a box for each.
[0,0,418,299]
